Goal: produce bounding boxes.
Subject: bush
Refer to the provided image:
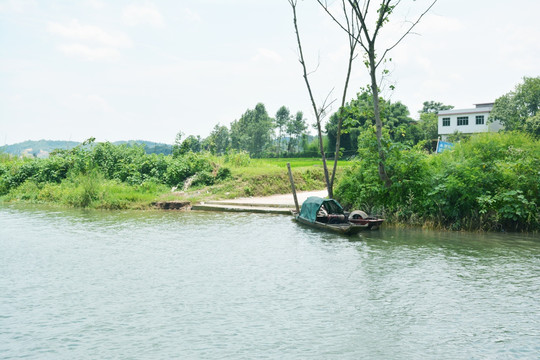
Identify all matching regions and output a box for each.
[215,166,232,181]
[336,129,539,231]
[191,171,215,187]
[66,171,103,208]
[0,142,218,205]
[225,150,251,167]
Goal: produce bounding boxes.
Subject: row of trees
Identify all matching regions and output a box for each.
[171,75,539,161]
[325,93,453,156]
[172,97,446,160]
[173,103,313,158]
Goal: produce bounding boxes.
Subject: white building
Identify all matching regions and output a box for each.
[437,103,503,140]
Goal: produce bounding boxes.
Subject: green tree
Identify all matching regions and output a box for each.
[417,112,438,141]
[420,101,454,114]
[327,91,414,153]
[285,111,307,154]
[490,76,540,134]
[525,113,540,137]
[317,0,437,188]
[382,100,413,140]
[417,100,453,143]
[327,92,370,156]
[179,135,201,155]
[172,131,184,158]
[275,106,291,156]
[230,103,274,157]
[204,124,230,155]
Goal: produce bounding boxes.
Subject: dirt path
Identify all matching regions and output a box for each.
[212,190,328,206]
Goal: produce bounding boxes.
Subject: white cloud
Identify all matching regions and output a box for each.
[70,93,111,112]
[47,20,131,61]
[47,20,132,48]
[182,8,202,23]
[57,43,121,62]
[0,0,37,13]
[251,48,282,63]
[84,0,105,10]
[122,3,164,27]
[416,14,463,33]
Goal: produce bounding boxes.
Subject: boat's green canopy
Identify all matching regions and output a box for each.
[298,196,344,223]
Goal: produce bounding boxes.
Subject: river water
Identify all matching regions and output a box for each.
[0,205,539,359]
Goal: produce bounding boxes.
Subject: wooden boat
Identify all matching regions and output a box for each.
[292,196,383,235]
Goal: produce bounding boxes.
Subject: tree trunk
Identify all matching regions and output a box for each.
[289,0,333,199]
[316,119,333,198]
[368,45,392,188]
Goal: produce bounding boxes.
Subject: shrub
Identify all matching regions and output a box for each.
[336,130,539,231]
[215,166,232,181]
[225,150,251,167]
[66,171,103,208]
[191,171,215,187]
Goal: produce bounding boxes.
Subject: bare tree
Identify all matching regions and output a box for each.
[326,1,359,197]
[288,0,358,198]
[319,0,437,187]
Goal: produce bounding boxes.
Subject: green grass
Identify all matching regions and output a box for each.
[174,158,349,202]
[1,156,349,208]
[3,174,169,210]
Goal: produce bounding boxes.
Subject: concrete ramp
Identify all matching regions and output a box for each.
[191,190,328,214]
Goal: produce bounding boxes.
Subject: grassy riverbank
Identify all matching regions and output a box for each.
[2,133,538,232]
[0,144,341,209]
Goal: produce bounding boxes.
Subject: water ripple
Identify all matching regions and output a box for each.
[1,205,539,359]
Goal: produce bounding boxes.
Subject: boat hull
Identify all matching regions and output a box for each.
[292,212,378,235]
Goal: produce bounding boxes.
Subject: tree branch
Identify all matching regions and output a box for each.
[376,0,437,68]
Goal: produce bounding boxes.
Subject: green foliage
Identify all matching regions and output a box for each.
[419,101,454,114]
[336,130,539,231]
[524,113,540,137]
[172,131,185,158]
[215,166,231,181]
[224,150,251,167]
[230,103,274,157]
[326,91,415,156]
[416,112,439,141]
[178,135,202,155]
[0,141,220,207]
[285,111,307,154]
[490,76,540,134]
[203,124,230,155]
[67,170,103,208]
[275,106,291,155]
[191,171,215,187]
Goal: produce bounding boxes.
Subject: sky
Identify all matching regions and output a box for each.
[1,0,539,145]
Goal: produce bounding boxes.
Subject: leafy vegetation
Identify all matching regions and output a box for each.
[0,140,227,209]
[336,130,539,231]
[490,76,540,136]
[0,139,335,209]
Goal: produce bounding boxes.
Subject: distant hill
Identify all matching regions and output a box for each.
[0,140,80,158]
[1,140,173,157]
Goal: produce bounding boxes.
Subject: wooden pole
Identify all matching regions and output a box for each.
[287,162,300,213]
